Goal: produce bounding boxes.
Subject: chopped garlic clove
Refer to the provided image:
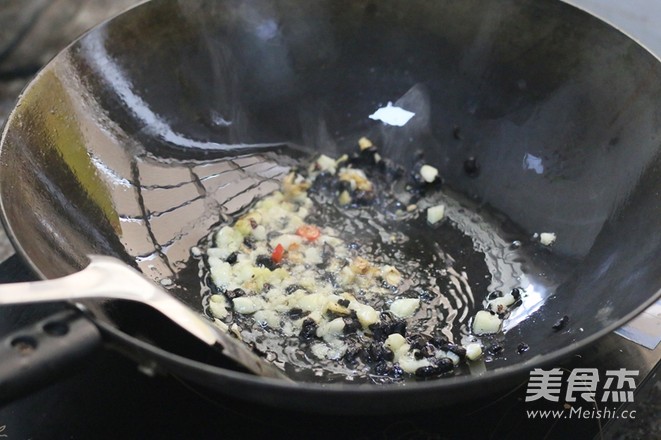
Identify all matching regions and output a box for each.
[488,293,516,314]
[304,247,323,265]
[465,343,483,361]
[316,317,346,339]
[269,234,303,250]
[307,311,323,323]
[443,350,461,366]
[350,303,379,328]
[350,256,370,274]
[394,343,411,362]
[213,318,229,333]
[384,333,407,352]
[325,300,351,316]
[339,168,373,191]
[389,298,420,318]
[209,261,233,289]
[208,294,229,319]
[539,232,556,246]
[427,204,446,225]
[311,342,331,359]
[381,265,402,286]
[473,310,502,335]
[252,225,267,241]
[420,164,439,183]
[398,352,432,373]
[214,226,243,258]
[253,310,281,328]
[338,190,352,206]
[297,293,328,312]
[233,297,266,314]
[358,137,374,151]
[316,154,337,173]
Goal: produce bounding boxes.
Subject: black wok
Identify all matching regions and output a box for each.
[1,0,660,413]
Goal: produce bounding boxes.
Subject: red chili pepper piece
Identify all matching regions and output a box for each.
[271,243,285,263]
[296,224,321,241]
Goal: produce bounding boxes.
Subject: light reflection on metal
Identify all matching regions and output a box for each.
[502,282,546,332]
[523,153,544,174]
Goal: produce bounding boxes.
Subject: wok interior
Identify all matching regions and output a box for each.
[1,0,661,380]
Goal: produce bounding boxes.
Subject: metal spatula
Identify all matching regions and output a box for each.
[0,255,291,380]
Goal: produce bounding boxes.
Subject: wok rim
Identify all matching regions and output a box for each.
[0,0,659,402]
[1,209,658,399]
[93,285,660,400]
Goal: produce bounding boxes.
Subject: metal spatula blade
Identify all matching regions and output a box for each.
[0,255,291,381]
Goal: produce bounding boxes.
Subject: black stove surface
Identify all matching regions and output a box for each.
[0,257,658,440]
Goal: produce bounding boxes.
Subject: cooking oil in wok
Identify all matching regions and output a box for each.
[198,146,563,383]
